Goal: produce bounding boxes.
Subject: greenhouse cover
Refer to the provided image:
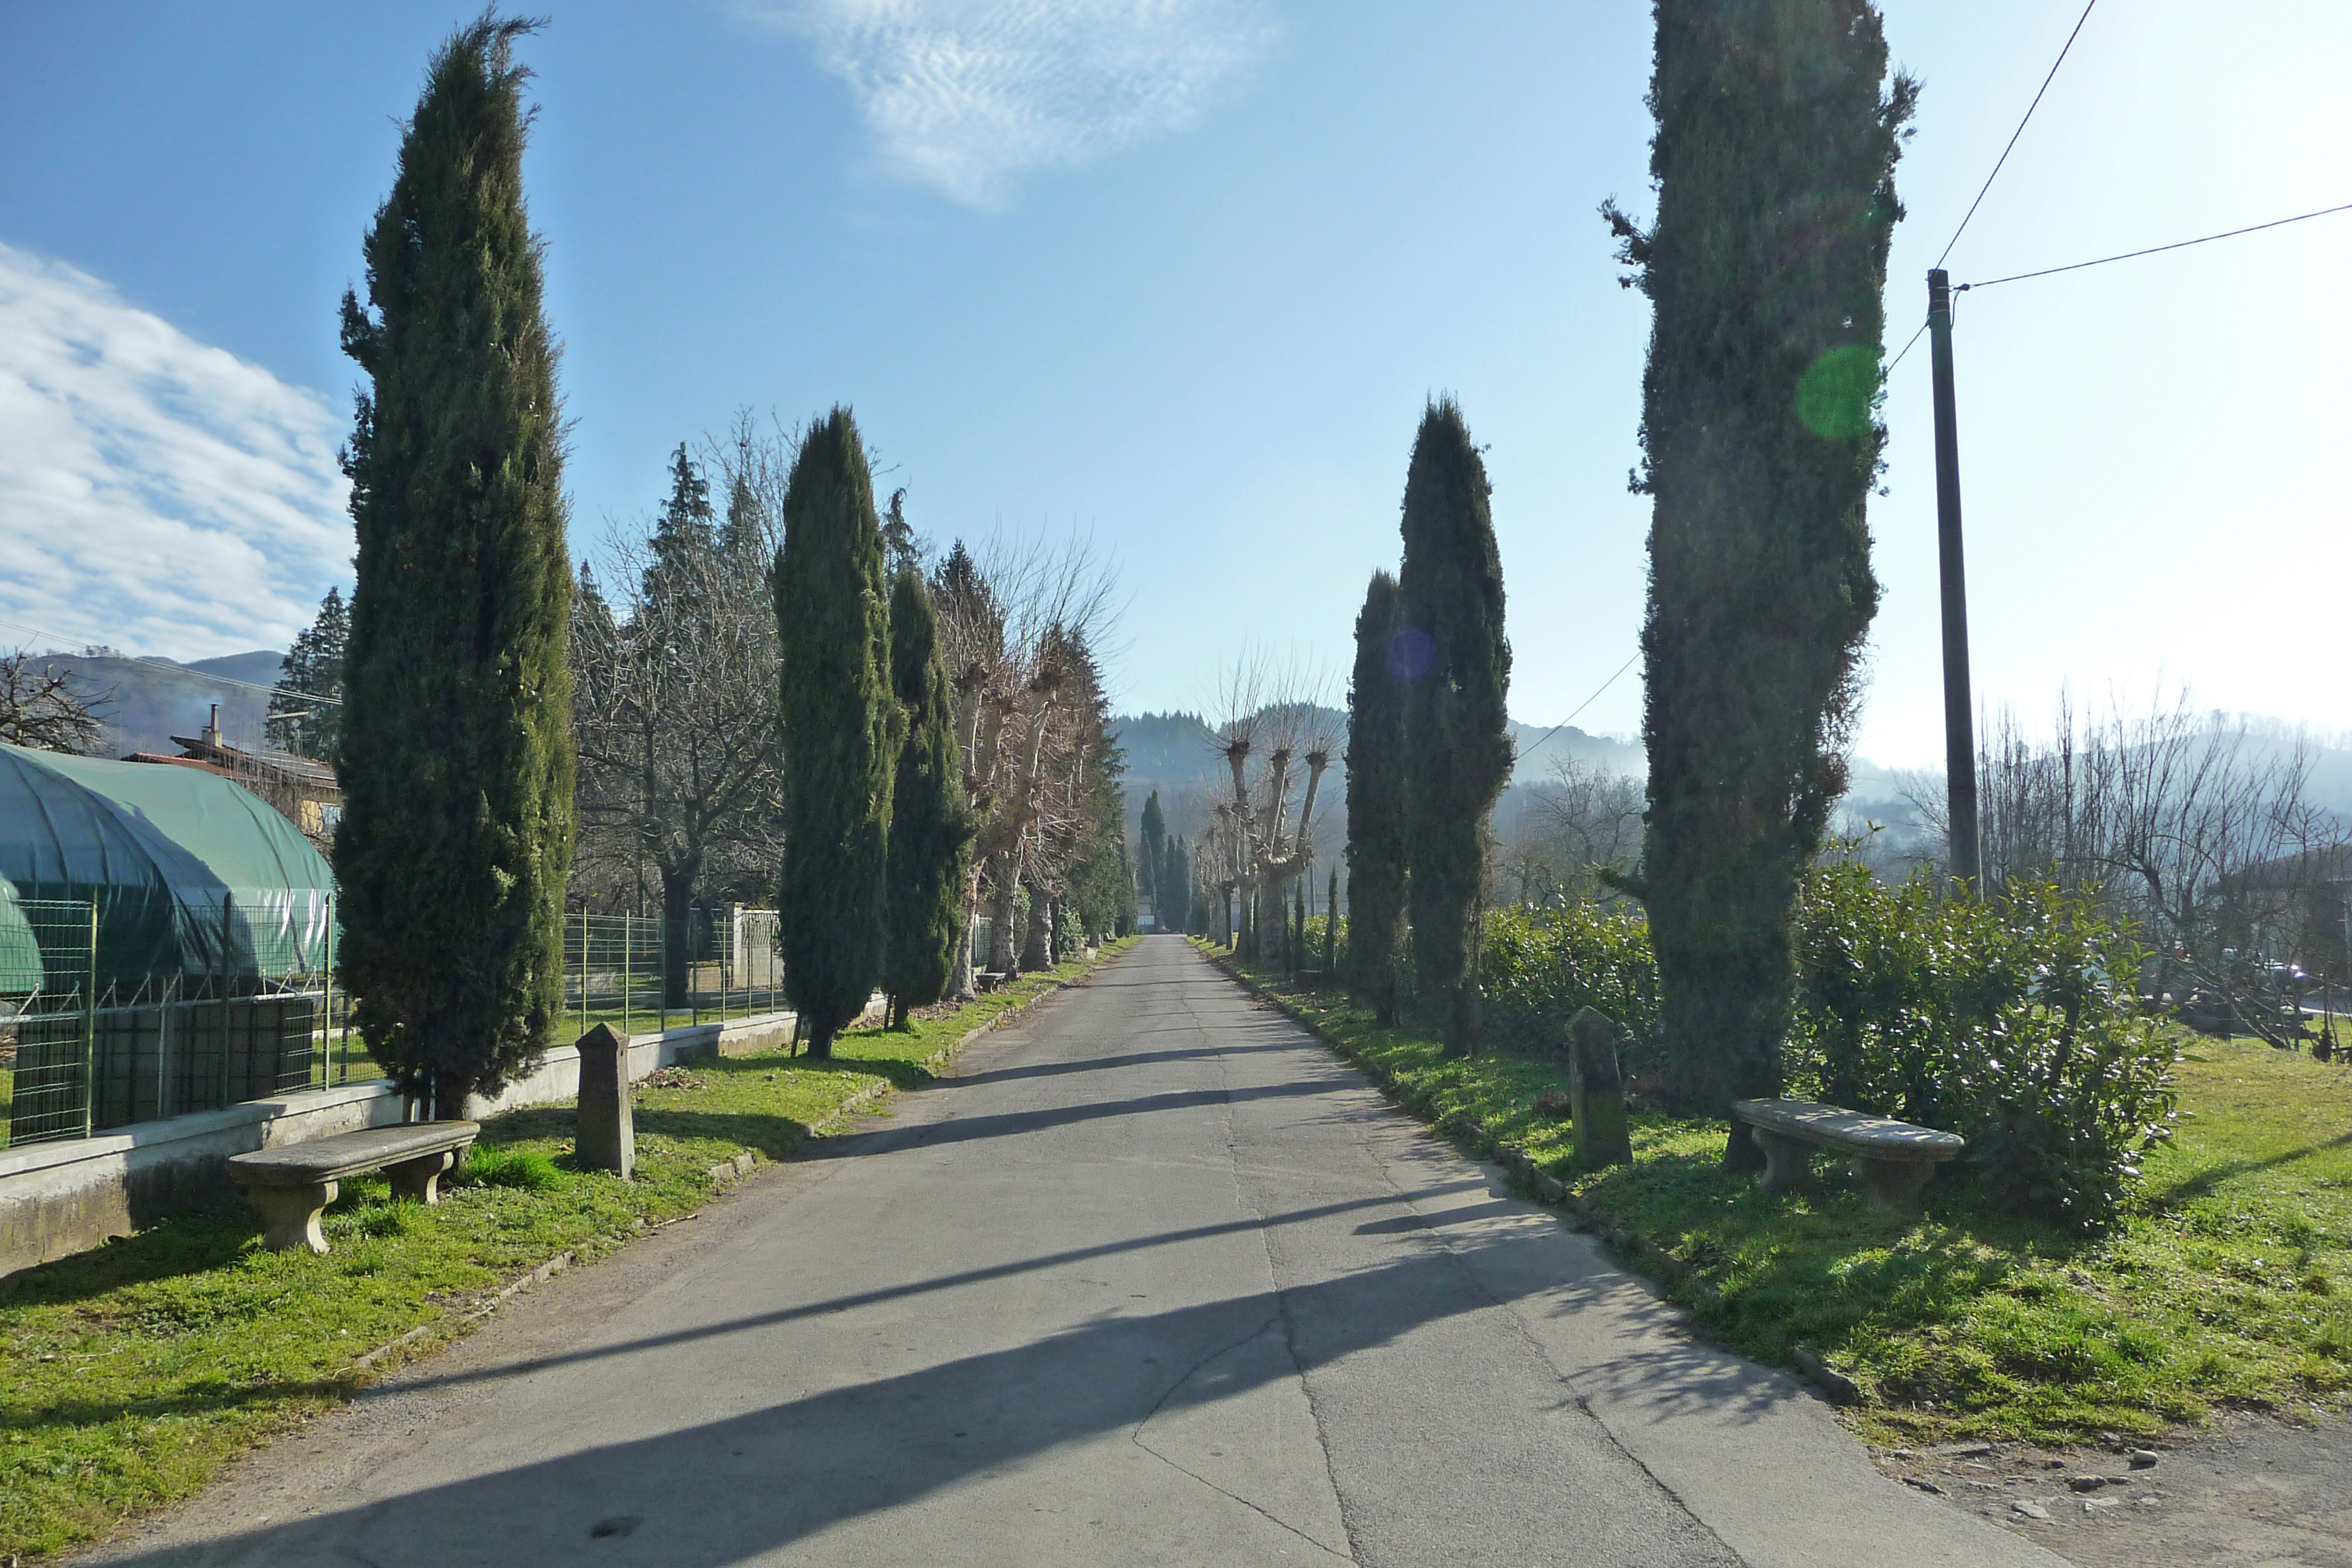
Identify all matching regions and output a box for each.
[0,743,334,993]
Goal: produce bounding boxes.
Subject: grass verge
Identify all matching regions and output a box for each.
[0,940,1130,1561]
[1202,939,2352,1447]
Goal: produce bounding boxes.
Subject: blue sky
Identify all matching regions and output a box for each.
[1,1,2345,765]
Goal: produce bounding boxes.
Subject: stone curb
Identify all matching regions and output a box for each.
[1198,946,1856,1406]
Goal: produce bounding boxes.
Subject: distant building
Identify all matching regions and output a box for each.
[126,703,342,850]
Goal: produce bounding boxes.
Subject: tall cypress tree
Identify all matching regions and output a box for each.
[334,15,573,1116]
[775,407,895,1059]
[1163,836,1189,934]
[883,565,975,1027]
[1138,791,1167,926]
[1605,0,1914,1161]
[1398,401,1512,1056]
[1345,569,1409,1026]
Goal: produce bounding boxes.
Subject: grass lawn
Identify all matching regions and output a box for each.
[1207,940,2352,1447]
[0,943,1129,1562]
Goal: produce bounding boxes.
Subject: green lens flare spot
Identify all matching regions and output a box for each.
[1797,344,1879,440]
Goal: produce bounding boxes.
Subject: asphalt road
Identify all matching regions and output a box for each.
[83,936,2068,1567]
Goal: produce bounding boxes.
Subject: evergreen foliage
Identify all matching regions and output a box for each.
[1138,790,1167,924]
[1163,836,1189,933]
[1345,569,1409,1024]
[883,566,975,1025]
[1604,0,1915,1155]
[645,443,715,599]
[267,586,348,760]
[775,407,896,1057]
[333,15,574,1114]
[1324,865,1340,977]
[1398,401,1512,1054]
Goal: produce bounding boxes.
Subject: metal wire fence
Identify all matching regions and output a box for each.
[1,900,99,1146]
[1,902,789,1150]
[560,906,787,1041]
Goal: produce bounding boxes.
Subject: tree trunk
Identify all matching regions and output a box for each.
[660,859,699,1010]
[987,865,1020,975]
[1021,885,1052,971]
[807,1020,836,1060]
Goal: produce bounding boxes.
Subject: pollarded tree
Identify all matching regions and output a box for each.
[335,15,574,1117]
[775,407,896,1058]
[1346,569,1408,1024]
[883,565,976,1027]
[1398,400,1512,1057]
[1604,0,1914,1160]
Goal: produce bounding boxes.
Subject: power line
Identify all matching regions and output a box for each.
[1936,0,2098,270]
[1885,318,1931,377]
[0,613,340,707]
[1516,651,1640,763]
[1961,200,2352,291]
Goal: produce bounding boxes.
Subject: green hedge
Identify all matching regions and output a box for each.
[1479,866,2177,1230]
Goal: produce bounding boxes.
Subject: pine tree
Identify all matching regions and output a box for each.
[645,443,714,601]
[883,565,975,1027]
[1138,790,1167,928]
[1399,399,1512,1056]
[1346,569,1409,1025]
[268,585,349,760]
[1604,0,1914,1159]
[334,15,574,1116]
[775,407,895,1059]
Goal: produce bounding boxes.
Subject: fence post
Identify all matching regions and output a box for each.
[622,912,632,1040]
[80,901,98,1140]
[322,893,336,1089]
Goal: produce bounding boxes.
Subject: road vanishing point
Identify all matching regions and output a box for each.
[82,937,2065,1567]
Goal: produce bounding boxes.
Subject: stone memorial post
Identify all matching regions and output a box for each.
[575,1023,635,1179]
[1565,1007,1632,1171]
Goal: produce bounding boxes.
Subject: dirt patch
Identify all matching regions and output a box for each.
[1878,1413,2352,1565]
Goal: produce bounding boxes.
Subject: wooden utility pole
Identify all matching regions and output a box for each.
[1926,268,1982,889]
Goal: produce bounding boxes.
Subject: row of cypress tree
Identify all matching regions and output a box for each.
[1340,0,1914,1149]
[1344,401,1514,1057]
[771,410,957,1058]
[332,19,987,1105]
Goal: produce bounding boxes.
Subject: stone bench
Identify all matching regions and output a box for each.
[1730,1098,1964,1214]
[226,1121,479,1253]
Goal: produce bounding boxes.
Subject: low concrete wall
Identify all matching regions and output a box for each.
[1,1008,801,1281]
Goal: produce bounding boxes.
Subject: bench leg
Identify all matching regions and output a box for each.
[1751,1128,1814,1194]
[387,1147,463,1204]
[246,1180,337,1253]
[1852,1155,1936,1214]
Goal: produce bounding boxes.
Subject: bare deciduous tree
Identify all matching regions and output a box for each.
[0,654,105,755]
[1908,690,2349,1042]
[571,426,788,999]
[932,531,1122,993]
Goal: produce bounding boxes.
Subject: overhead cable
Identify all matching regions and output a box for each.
[1937,0,2098,269]
[1962,200,2352,291]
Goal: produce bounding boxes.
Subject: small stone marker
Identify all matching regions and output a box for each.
[575,1024,635,1179]
[1565,1008,1632,1171]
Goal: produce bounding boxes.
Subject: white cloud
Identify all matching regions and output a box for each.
[771,0,1278,207]
[0,240,352,661]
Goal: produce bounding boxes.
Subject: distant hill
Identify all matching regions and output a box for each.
[30,649,287,758]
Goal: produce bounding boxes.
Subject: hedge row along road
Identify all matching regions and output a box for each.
[81,938,2060,1567]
